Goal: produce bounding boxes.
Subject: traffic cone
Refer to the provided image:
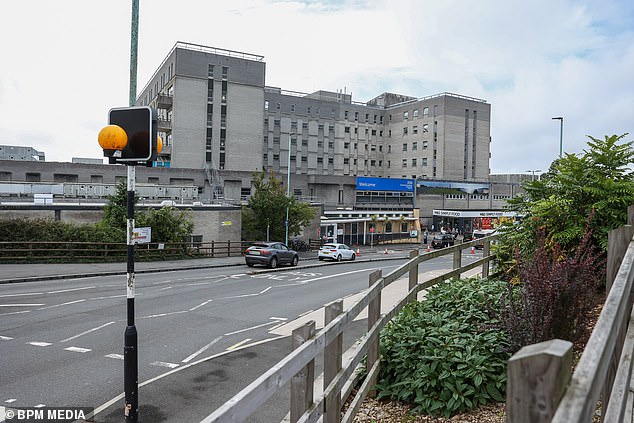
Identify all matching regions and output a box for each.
[356,247,361,257]
[384,247,388,254]
[471,246,475,254]
[426,244,431,252]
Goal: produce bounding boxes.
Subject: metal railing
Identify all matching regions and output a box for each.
[198,236,497,423]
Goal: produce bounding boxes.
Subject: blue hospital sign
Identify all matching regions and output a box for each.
[356,177,415,192]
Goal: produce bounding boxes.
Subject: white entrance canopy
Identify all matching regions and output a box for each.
[433,210,517,218]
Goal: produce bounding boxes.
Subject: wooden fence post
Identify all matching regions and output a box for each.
[324,300,343,423]
[367,270,382,398]
[408,250,419,291]
[482,239,491,278]
[291,320,316,423]
[507,339,573,423]
[210,240,215,258]
[453,245,461,280]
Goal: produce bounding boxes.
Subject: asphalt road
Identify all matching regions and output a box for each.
[0,250,483,422]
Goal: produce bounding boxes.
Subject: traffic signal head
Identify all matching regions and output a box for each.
[100,106,158,165]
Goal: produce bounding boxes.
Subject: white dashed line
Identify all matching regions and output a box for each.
[0,292,43,298]
[60,321,116,343]
[149,361,179,369]
[224,321,278,336]
[35,404,45,408]
[182,336,222,363]
[64,347,92,353]
[139,311,188,319]
[37,299,85,310]
[27,342,52,347]
[0,304,44,307]
[189,299,213,311]
[105,354,124,360]
[0,336,13,341]
[5,399,16,403]
[47,286,95,294]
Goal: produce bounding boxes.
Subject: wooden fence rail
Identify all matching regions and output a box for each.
[198,236,497,423]
[507,205,634,422]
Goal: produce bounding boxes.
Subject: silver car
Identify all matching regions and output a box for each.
[245,242,299,268]
[318,243,356,262]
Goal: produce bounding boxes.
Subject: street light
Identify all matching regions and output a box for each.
[285,133,293,246]
[526,169,542,181]
[552,117,564,158]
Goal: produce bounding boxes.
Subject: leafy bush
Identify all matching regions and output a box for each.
[375,278,510,418]
[500,227,605,352]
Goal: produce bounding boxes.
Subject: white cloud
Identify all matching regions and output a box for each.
[1,0,632,173]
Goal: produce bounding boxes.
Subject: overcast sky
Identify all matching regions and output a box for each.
[1,0,632,174]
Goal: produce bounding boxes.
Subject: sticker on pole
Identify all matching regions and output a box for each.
[133,227,152,244]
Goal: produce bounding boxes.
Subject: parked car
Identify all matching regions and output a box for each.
[318,243,356,261]
[245,242,299,268]
[431,234,455,249]
[462,231,474,242]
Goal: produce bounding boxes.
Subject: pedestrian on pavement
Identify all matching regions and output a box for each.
[423,230,428,245]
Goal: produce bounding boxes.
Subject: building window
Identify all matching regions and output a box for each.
[403,111,409,120]
[403,127,409,136]
[412,141,418,151]
[328,158,334,164]
[273,154,280,161]
[412,158,417,167]
[344,142,349,149]
[344,158,349,164]
[222,66,228,79]
[301,156,307,162]
[423,106,429,117]
[402,143,408,152]
[276,102,281,110]
[423,124,429,133]
[413,125,418,135]
[413,109,419,118]
[423,140,428,149]
[354,111,358,121]
[402,159,407,168]
[317,157,323,164]
[345,126,350,133]
[328,141,334,149]
[264,100,269,110]
[302,139,308,147]
[371,129,376,136]
[290,104,295,112]
[273,137,280,144]
[307,106,311,114]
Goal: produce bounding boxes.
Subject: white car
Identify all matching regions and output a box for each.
[318,243,356,261]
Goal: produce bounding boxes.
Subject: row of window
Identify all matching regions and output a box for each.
[444,194,491,200]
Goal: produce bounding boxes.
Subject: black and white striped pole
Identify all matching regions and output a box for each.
[124,164,138,422]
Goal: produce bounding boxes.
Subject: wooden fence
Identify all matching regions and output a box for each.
[507,205,634,422]
[198,235,497,423]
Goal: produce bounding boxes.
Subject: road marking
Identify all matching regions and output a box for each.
[226,338,252,351]
[5,399,16,403]
[270,317,288,321]
[182,336,222,363]
[0,310,30,317]
[105,354,124,360]
[60,321,116,343]
[224,321,278,336]
[88,294,126,300]
[64,347,92,353]
[0,292,43,298]
[150,361,179,369]
[0,304,44,307]
[185,282,211,286]
[220,286,273,300]
[139,310,188,319]
[28,342,52,347]
[47,286,95,294]
[35,404,45,408]
[159,286,173,291]
[37,299,85,310]
[189,299,213,311]
[0,336,13,341]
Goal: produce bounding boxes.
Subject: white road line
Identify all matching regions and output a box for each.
[0,304,44,307]
[34,404,45,408]
[149,361,179,369]
[189,299,213,311]
[226,338,252,351]
[47,286,96,294]
[185,282,211,286]
[0,336,14,341]
[0,310,30,317]
[64,347,92,353]
[159,286,174,291]
[5,399,16,403]
[88,294,127,300]
[138,310,188,319]
[270,317,288,321]
[220,286,273,300]
[37,299,85,310]
[28,342,52,347]
[224,321,278,336]
[0,292,43,298]
[182,336,222,363]
[105,354,124,360]
[60,321,116,343]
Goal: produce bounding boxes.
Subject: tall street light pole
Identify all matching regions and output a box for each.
[552,117,563,158]
[285,133,292,246]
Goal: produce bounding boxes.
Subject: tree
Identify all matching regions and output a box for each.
[101,181,194,244]
[243,170,315,242]
[497,133,634,274]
